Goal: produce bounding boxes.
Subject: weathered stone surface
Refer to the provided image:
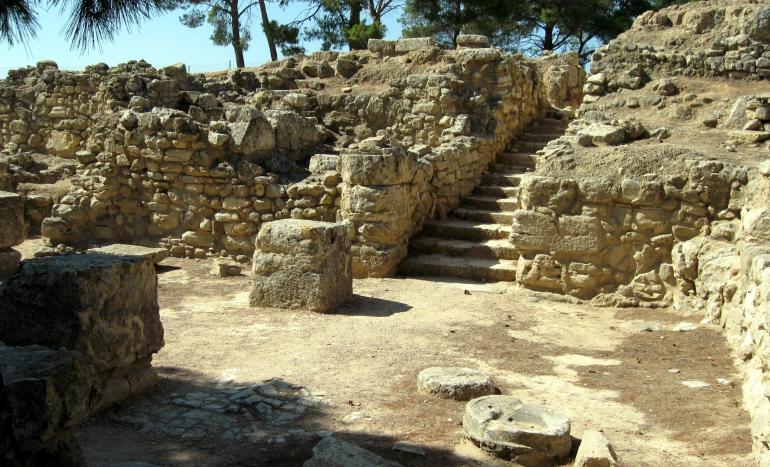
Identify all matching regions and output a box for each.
[0,254,163,405]
[0,192,25,250]
[304,436,403,467]
[87,244,168,264]
[417,367,495,400]
[0,249,21,281]
[309,154,340,173]
[250,220,353,312]
[463,396,572,464]
[368,39,397,56]
[574,430,619,467]
[45,130,80,158]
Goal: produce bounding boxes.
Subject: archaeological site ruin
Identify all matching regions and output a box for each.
[2,0,770,465]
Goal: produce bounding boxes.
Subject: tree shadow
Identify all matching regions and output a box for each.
[333,294,412,317]
[76,366,513,467]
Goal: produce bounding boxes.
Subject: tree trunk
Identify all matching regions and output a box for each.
[543,23,555,51]
[230,0,245,68]
[258,0,278,61]
[347,0,362,49]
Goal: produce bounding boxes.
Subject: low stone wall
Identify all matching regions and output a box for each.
[0,191,25,280]
[668,167,770,464]
[509,160,747,303]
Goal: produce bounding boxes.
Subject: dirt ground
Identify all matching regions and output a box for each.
[61,254,752,467]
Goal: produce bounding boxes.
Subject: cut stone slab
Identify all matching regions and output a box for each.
[250,219,353,312]
[0,191,25,249]
[303,436,403,467]
[463,395,572,464]
[577,124,625,146]
[87,244,169,264]
[417,367,495,400]
[574,430,619,467]
[456,34,490,48]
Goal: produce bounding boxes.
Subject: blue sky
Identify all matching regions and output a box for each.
[2,2,405,77]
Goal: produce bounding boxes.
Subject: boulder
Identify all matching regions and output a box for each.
[339,152,417,186]
[417,367,495,400]
[368,39,397,56]
[250,219,353,312]
[303,436,402,467]
[335,59,361,79]
[463,395,572,464]
[574,430,619,467]
[45,131,81,158]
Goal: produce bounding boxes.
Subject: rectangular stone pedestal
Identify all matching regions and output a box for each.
[250,219,353,312]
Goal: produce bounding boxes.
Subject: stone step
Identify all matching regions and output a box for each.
[399,254,517,282]
[461,195,519,212]
[481,173,525,187]
[532,118,567,128]
[496,152,537,167]
[511,140,548,153]
[474,185,519,198]
[423,219,512,241]
[410,237,519,260]
[517,133,555,143]
[453,208,514,224]
[489,163,532,174]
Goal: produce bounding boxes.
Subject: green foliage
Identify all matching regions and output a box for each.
[264,20,305,56]
[179,1,249,51]
[301,0,385,50]
[345,20,384,49]
[0,0,38,45]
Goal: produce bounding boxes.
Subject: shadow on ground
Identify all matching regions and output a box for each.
[78,366,503,467]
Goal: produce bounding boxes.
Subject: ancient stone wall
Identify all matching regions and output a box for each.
[667,166,770,465]
[509,159,746,303]
[4,44,584,268]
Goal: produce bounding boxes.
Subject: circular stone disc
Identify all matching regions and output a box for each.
[417,367,495,401]
[463,395,572,462]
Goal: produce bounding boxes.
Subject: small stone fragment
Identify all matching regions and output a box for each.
[210,258,243,277]
[303,436,402,467]
[574,430,619,467]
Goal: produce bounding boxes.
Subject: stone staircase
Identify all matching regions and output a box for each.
[400,117,567,282]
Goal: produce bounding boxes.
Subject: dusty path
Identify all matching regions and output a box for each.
[76,257,751,466]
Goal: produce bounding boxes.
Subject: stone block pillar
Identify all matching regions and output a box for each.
[338,149,419,277]
[0,192,26,281]
[250,219,353,312]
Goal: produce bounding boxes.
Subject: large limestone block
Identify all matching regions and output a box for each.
[463,395,572,464]
[45,130,81,158]
[229,108,275,157]
[0,192,25,249]
[510,211,606,257]
[340,184,411,223]
[351,244,407,279]
[250,219,353,312]
[0,254,164,374]
[339,152,417,186]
